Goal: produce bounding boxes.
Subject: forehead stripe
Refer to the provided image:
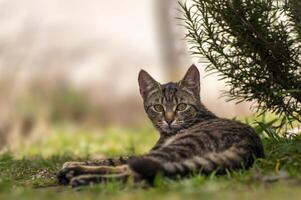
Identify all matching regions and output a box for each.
[163,83,178,102]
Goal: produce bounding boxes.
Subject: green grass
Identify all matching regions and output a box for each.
[0,120,301,200]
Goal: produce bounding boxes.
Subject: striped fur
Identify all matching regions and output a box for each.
[57,64,264,186]
[128,118,263,181]
[129,64,264,181]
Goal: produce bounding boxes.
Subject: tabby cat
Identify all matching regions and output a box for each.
[57,64,264,187]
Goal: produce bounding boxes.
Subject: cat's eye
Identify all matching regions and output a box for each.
[153,104,164,112]
[177,103,187,111]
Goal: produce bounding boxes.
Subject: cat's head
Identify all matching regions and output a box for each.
[138,64,202,134]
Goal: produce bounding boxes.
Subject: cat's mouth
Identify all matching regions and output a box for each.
[154,120,181,133]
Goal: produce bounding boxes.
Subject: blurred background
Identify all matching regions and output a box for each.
[0,0,252,151]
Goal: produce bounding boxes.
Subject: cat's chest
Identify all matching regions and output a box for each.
[157,120,235,148]
[160,132,191,148]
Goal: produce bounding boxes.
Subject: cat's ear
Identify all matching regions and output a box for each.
[180,64,200,96]
[138,69,160,99]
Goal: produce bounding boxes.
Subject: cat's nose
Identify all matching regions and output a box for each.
[164,111,175,125]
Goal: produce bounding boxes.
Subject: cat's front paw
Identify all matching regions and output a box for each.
[57,167,74,184]
[57,164,85,185]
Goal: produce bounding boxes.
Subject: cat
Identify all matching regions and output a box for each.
[57,64,264,187]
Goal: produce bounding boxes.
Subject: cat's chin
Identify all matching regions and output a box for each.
[161,126,178,134]
[154,124,180,134]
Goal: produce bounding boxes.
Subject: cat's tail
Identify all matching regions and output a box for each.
[128,146,262,182]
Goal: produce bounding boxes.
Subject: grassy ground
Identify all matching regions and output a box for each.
[0,119,301,200]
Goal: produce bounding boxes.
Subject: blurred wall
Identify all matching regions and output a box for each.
[0,0,252,133]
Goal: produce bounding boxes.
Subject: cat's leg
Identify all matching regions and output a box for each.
[85,156,133,166]
[62,156,132,168]
[58,165,124,184]
[69,166,141,187]
[61,161,87,168]
[57,156,133,184]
